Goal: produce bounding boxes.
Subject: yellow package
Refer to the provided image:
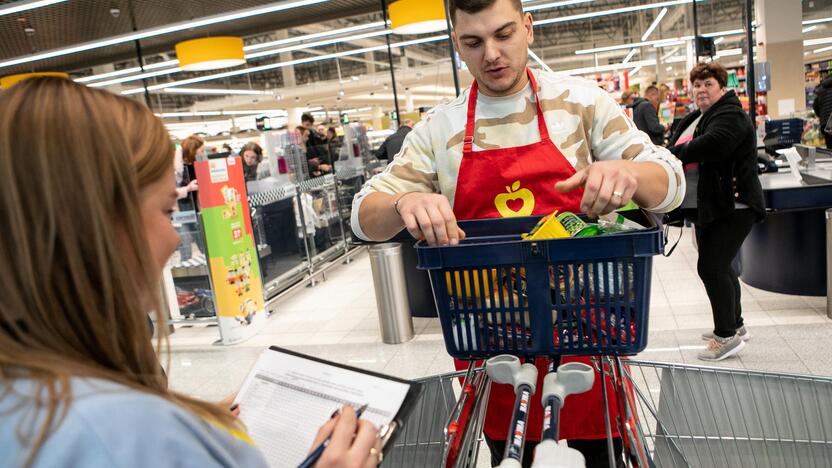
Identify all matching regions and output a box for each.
[445,269,499,299]
[522,211,571,240]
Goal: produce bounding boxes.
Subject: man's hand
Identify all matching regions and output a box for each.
[555,160,638,217]
[395,193,465,246]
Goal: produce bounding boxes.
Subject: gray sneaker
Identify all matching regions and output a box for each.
[698,335,745,361]
[702,325,750,342]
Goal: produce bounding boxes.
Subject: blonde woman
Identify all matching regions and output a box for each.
[0,78,380,468]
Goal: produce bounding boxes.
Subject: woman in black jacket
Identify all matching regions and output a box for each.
[668,62,765,362]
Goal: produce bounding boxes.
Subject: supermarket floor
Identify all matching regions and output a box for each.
[165,229,832,404]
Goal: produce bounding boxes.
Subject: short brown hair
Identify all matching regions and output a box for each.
[689,61,728,88]
[644,85,659,96]
[180,135,204,164]
[449,0,523,24]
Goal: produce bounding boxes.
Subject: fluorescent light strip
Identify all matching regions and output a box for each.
[814,45,832,54]
[577,37,685,54]
[563,58,656,76]
[803,26,818,34]
[665,55,687,63]
[578,27,746,55]
[0,0,329,70]
[77,22,383,84]
[630,65,643,76]
[156,109,288,118]
[163,88,271,95]
[524,0,595,13]
[661,47,681,60]
[805,36,832,47]
[804,17,832,26]
[83,29,390,88]
[245,29,391,60]
[89,67,183,87]
[122,35,449,95]
[713,36,725,45]
[715,48,742,57]
[641,7,668,41]
[536,0,695,27]
[622,48,638,64]
[0,0,66,17]
[75,60,178,83]
[528,49,554,73]
[244,21,385,52]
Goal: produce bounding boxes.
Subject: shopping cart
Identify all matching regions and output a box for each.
[392,211,663,467]
[383,365,491,468]
[624,360,832,468]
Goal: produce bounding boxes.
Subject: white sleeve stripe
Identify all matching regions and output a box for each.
[350,192,372,241]
[640,158,684,213]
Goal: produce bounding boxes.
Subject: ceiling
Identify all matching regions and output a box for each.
[2,0,830,134]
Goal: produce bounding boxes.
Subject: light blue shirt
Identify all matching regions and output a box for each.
[0,377,269,468]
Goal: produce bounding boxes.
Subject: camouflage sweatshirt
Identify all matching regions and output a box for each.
[352,69,684,240]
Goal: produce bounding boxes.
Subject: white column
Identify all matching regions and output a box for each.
[371,106,384,130]
[755,0,804,117]
[405,88,415,113]
[287,107,304,127]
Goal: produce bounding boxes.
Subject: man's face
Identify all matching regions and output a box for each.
[452,0,533,97]
[646,91,659,108]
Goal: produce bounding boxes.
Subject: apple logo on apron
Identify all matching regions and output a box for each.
[494,180,535,217]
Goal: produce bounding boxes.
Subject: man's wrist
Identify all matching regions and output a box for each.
[393,192,415,216]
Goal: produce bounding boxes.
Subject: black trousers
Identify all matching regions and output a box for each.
[695,210,755,338]
[484,435,624,468]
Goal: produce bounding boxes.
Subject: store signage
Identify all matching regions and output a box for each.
[195,156,266,345]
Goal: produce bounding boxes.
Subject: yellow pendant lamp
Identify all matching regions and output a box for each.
[175,37,246,72]
[389,0,447,35]
[0,72,68,89]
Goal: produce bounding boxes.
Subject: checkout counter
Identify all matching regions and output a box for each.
[739,145,832,296]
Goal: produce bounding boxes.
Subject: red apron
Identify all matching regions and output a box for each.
[452,69,621,442]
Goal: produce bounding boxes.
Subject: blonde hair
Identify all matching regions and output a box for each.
[0,78,238,464]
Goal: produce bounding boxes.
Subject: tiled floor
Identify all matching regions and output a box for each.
[163,229,832,464]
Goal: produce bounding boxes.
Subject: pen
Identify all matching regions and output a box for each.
[297,403,369,468]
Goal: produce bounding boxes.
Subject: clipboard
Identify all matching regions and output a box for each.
[234,346,422,467]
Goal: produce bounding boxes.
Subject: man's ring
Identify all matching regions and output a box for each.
[370,447,383,463]
[612,191,624,199]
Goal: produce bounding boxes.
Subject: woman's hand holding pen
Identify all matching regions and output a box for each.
[308,405,382,467]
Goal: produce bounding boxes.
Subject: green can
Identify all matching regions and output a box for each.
[556,212,604,237]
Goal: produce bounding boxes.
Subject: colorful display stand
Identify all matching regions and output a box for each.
[195,157,266,344]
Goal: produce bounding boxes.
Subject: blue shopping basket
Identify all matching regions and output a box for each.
[416,212,663,360]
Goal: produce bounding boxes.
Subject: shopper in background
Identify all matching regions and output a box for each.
[813,75,832,148]
[620,89,636,107]
[302,112,332,172]
[0,77,381,468]
[298,124,332,177]
[241,142,264,182]
[374,119,414,160]
[668,62,765,362]
[176,135,205,261]
[222,143,234,155]
[352,0,684,466]
[628,85,665,145]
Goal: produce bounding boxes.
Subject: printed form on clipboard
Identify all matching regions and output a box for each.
[234,346,421,467]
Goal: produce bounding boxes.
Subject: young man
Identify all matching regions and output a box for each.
[352,0,684,466]
[629,85,666,145]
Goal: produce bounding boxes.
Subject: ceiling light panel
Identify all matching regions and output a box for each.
[0,0,66,17]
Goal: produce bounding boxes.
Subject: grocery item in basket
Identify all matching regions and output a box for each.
[597,212,646,234]
[556,212,604,237]
[522,211,571,240]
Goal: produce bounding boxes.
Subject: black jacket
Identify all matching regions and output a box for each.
[375,125,412,160]
[668,90,765,226]
[813,76,832,133]
[628,97,664,145]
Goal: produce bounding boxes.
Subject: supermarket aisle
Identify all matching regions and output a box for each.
[165,229,832,404]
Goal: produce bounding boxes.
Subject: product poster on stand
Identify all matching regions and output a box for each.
[196,157,266,344]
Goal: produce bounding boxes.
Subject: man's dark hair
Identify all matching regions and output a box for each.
[689,61,728,88]
[449,0,523,24]
[644,85,659,96]
[301,112,314,124]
